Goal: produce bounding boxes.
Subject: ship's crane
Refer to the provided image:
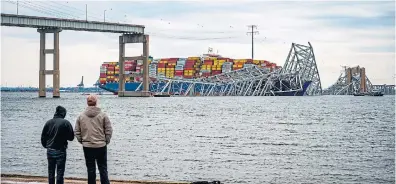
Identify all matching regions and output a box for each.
[77,76,84,88]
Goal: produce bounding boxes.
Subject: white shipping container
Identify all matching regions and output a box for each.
[243,64,255,68]
[137,60,144,65]
[177,61,186,66]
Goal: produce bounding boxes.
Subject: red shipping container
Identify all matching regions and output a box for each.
[185,62,195,65]
[102,64,109,67]
[212,71,222,75]
[100,73,107,78]
[107,67,115,71]
[184,65,195,69]
[157,63,166,68]
[125,67,134,71]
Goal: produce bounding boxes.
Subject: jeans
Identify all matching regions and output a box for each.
[83,146,110,184]
[47,148,66,184]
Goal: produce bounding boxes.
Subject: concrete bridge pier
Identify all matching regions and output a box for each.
[37,28,62,98]
[118,34,150,97]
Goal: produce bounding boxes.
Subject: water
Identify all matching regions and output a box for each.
[1,92,395,184]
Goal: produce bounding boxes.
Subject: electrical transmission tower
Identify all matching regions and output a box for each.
[247,25,259,60]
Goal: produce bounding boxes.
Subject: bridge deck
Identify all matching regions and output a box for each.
[1,13,144,34]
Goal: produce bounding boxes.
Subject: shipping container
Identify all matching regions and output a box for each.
[177,60,186,66]
[99,54,279,85]
[187,57,200,60]
[100,73,107,78]
[212,71,222,75]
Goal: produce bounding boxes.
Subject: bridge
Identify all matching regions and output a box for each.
[322,65,395,95]
[1,13,150,98]
[372,84,395,95]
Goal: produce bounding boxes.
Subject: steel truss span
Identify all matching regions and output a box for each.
[139,42,322,97]
[281,42,322,96]
[323,66,373,95]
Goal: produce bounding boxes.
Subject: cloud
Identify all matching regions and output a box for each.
[1,0,395,88]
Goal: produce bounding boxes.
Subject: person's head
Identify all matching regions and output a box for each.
[87,95,98,106]
[54,105,67,118]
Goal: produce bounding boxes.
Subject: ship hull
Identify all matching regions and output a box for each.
[99,81,312,96]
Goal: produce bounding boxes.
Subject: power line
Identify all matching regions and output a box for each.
[3,1,278,43]
[246,25,259,60]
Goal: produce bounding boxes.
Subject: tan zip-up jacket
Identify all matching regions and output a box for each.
[75,106,113,148]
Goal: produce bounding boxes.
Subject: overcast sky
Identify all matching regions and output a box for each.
[1,0,395,88]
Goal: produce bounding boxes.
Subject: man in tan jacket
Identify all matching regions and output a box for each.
[75,95,113,184]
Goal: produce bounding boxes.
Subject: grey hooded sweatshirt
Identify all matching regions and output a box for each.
[75,106,113,148]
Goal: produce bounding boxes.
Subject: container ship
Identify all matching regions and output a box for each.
[98,50,310,96]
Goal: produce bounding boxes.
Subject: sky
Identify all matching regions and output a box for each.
[0,0,395,88]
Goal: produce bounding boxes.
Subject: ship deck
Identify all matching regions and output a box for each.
[1,174,189,184]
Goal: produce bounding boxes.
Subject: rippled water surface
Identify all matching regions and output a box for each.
[1,92,395,183]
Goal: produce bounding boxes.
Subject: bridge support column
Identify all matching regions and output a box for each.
[118,34,150,97]
[37,28,62,98]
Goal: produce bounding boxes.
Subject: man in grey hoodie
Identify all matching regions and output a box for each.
[75,95,113,184]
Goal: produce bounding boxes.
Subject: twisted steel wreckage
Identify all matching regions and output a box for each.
[147,42,322,96]
[322,66,395,95]
[100,41,391,97]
